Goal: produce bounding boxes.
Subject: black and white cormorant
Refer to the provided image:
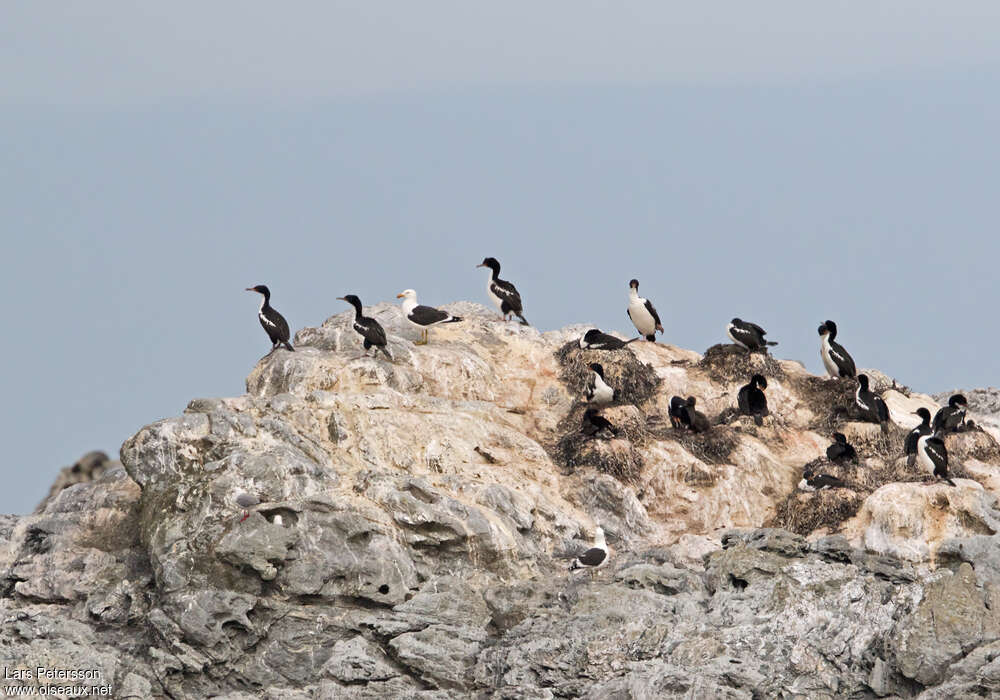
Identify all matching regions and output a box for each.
[826,433,857,464]
[585,363,615,405]
[627,279,663,342]
[933,394,968,434]
[798,466,847,492]
[582,408,617,439]
[905,408,933,467]
[246,285,294,352]
[568,526,608,577]
[818,320,856,379]
[579,329,639,350]
[737,374,769,426]
[477,257,528,325]
[669,396,688,428]
[338,295,392,360]
[917,433,956,486]
[855,374,890,433]
[727,318,778,353]
[396,289,462,345]
[682,396,711,433]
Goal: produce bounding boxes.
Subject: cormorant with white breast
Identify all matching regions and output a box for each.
[627,279,663,342]
[826,433,857,464]
[917,433,956,486]
[396,289,462,345]
[727,318,778,353]
[579,329,639,350]
[246,285,294,353]
[569,526,608,578]
[477,257,528,325]
[338,295,392,360]
[905,408,933,467]
[855,374,890,433]
[818,320,856,379]
[799,466,847,492]
[933,394,968,434]
[582,408,617,439]
[737,374,769,426]
[584,363,615,405]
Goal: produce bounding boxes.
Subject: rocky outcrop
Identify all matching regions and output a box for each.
[4,302,1000,697]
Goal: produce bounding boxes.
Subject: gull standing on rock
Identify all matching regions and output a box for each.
[396,289,462,346]
[477,257,528,325]
[727,318,778,353]
[569,526,608,578]
[818,320,855,379]
[246,285,294,353]
[338,295,392,360]
[627,279,663,342]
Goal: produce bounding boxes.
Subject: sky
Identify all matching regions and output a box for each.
[3,3,1000,513]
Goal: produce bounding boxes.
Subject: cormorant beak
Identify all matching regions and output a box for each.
[245,288,257,293]
[336,297,346,301]
[476,263,485,268]
[396,293,405,299]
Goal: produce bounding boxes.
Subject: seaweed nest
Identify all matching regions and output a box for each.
[788,374,858,432]
[549,404,647,483]
[554,341,661,407]
[770,488,866,536]
[649,420,739,465]
[945,428,1000,464]
[697,343,786,385]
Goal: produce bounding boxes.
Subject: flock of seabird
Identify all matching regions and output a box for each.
[247,266,973,575]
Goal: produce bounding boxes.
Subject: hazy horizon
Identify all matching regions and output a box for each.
[4,3,1000,513]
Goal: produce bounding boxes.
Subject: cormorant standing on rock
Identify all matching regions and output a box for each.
[246,285,294,352]
[477,257,529,325]
[905,408,933,467]
[855,374,890,433]
[737,374,769,426]
[826,433,857,464]
[338,295,392,360]
[818,320,855,379]
[579,329,639,350]
[627,279,663,342]
[917,434,956,486]
[933,394,968,434]
[727,318,778,353]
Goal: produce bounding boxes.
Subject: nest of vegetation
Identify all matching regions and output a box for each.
[946,428,1000,464]
[554,341,661,407]
[697,344,786,385]
[770,488,866,537]
[789,375,859,432]
[550,404,647,483]
[648,420,739,465]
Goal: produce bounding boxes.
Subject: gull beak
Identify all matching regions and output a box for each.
[396,293,405,299]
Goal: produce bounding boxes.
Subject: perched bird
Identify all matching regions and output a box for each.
[917,434,956,486]
[338,295,392,360]
[246,285,294,352]
[579,329,639,350]
[627,279,663,342]
[581,408,617,439]
[798,466,847,492]
[818,320,856,379]
[904,408,933,467]
[826,433,858,464]
[568,526,608,578]
[668,396,688,428]
[477,257,528,325]
[235,492,261,523]
[584,363,615,405]
[682,396,711,433]
[737,374,769,426]
[396,289,462,345]
[727,318,778,353]
[855,374,890,433]
[933,394,968,434]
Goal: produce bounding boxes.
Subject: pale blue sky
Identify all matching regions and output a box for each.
[3,3,1000,512]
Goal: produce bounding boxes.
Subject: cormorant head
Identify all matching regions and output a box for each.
[832,432,847,444]
[477,257,501,272]
[583,329,600,341]
[914,407,932,422]
[731,318,742,325]
[950,394,968,408]
[337,294,362,309]
[824,320,838,338]
[857,374,870,391]
[588,363,604,377]
[751,374,767,389]
[246,284,270,298]
[584,408,599,419]
[686,396,697,407]
[629,279,639,290]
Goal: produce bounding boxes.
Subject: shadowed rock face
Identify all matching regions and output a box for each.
[3,304,1000,697]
